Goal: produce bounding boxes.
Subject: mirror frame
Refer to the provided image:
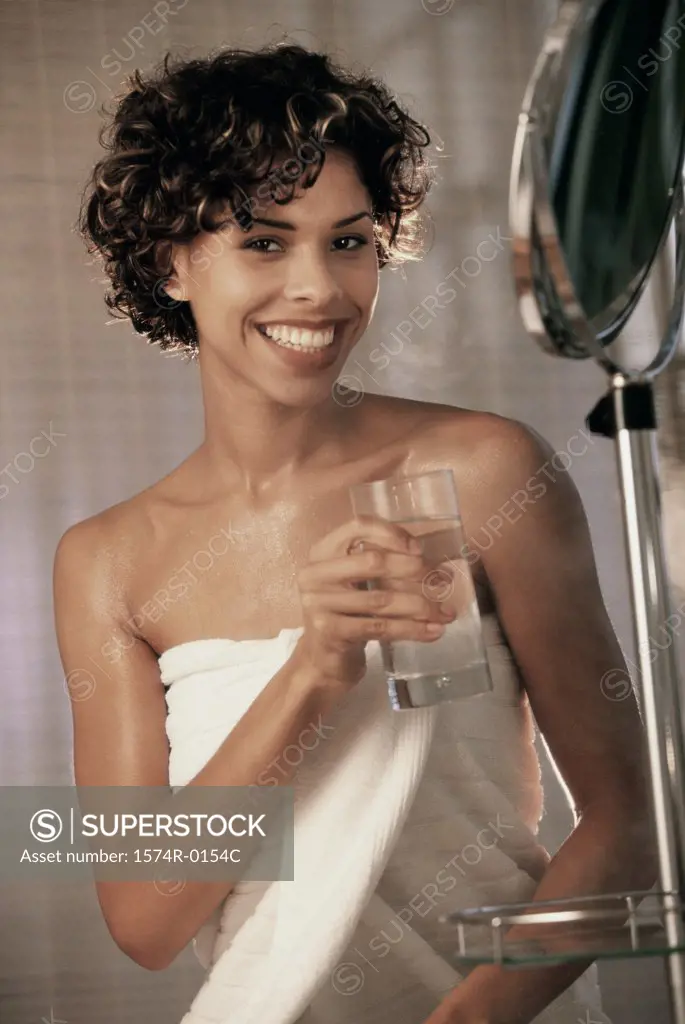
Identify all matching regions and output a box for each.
[509,0,685,376]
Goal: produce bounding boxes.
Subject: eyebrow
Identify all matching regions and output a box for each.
[248,210,374,231]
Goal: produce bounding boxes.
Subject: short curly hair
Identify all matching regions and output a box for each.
[77,42,437,360]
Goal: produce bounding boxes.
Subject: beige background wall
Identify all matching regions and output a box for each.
[0,0,680,1021]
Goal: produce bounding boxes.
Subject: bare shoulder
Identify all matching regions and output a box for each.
[53,470,185,809]
[365,392,542,472]
[430,408,589,505]
[52,456,196,613]
[361,392,495,447]
[422,401,542,455]
[420,405,580,517]
[54,493,146,590]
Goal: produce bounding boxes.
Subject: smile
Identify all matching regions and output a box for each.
[256,323,337,350]
[254,322,344,372]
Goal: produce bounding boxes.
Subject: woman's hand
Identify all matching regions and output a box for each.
[292,514,456,695]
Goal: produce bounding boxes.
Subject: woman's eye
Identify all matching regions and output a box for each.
[244,238,282,254]
[243,235,369,254]
[333,235,369,251]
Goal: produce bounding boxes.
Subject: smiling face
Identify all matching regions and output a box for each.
[166,147,381,404]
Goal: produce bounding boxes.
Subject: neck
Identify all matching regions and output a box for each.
[196,351,356,501]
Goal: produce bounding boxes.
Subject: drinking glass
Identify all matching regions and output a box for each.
[349,469,494,711]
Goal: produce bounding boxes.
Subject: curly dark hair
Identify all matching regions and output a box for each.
[77,42,437,360]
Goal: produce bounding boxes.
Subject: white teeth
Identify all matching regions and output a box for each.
[260,324,336,349]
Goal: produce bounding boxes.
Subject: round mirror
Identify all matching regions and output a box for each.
[511,0,685,372]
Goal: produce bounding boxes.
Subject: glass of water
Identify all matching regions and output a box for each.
[349,468,494,711]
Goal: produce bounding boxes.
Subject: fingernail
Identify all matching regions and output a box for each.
[426,622,445,634]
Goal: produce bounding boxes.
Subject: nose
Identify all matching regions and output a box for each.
[281,246,346,306]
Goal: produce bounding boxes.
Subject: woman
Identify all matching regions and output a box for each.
[54,42,655,1024]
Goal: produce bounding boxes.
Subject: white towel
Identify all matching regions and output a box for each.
[159,621,612,1024]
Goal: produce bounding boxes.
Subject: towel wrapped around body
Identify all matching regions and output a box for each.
[158,614,612,1024]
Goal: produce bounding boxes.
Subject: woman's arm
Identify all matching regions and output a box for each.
[53,517,339,972]
[427,416,658,1024]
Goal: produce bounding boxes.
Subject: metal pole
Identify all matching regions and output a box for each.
[611,377,685,1023]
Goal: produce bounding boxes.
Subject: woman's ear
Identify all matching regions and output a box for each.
[154,240,187,302]
[163,275,187,303]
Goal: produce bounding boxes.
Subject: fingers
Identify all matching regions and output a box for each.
[297,547,424,592]
[300,582,455,624]
[307,515,421,563]
[295,516,460,683]
[303,608,448,645]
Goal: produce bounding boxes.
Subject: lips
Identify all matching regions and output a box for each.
[256,323,335,348]
[254,323,343,371]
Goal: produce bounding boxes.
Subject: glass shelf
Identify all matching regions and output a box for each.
[438,890,685,967]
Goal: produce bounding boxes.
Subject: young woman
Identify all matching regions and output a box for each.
[54,42,655,1024]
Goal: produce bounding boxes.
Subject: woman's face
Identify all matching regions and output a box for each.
[168,147,380,404]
